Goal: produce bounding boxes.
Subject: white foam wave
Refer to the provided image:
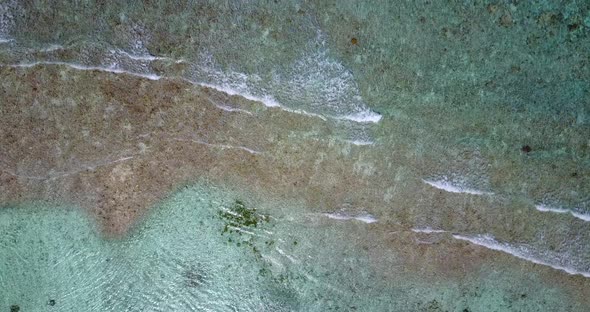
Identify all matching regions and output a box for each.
[192,49,380,124]
[453,234,590,278]
[2,61,162,80]
[3,57,378,128]
[282,47,382,123]
[535,205,590,222]
[347,140,374,146]
[572,212,590,222]
[191,80,334,122]
[323,212,378,224]
[211,103,254,115]
[113,49,168,61]
[0,38,13,43]
[411,228,447,234]
[172,138,262,155]
[196,81,280,108]
[423,179,493,195]
[38,44,64,52]
[0,155,135,181]
[276,247,299,264]
[2,61,299,119]
[337,110,382,123]
[282,107,328,121]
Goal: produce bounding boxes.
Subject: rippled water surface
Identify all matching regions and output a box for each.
[1,1,589,311]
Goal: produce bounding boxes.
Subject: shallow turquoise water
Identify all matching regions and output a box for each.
[0,185,580,311]
[1,1,589,311]
[0,186,387,311]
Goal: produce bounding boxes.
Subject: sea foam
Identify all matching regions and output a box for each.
[323,212,378,224]
[337,110,382,123]
[535,204,590,222]
[3,44,383,142]
[113,49,169,61]
[0,60,362,125]
[195,81,281,108]
[347,140,374,146]
[191,47,381,125]
[423,178,493,195]
[411,228,447,234]
[2,61,162,81]
[453,234,590,278]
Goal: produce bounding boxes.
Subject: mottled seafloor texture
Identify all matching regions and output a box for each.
[0,1,589,311]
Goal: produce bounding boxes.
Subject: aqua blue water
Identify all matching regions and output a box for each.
[1,1,589,311]
[1,185,582,311]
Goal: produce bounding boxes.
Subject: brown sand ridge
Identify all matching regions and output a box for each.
[1,64,590,307]
[0,63,379,235]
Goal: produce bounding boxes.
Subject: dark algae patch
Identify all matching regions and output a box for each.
[1,1,590,310]
[218,200,272,257]
[219,200,270,232]
[183,265,207,288]
[521,145,532,153]
[217,199,301,290]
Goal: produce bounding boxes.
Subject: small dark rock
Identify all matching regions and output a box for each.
[521,145,532,153]
[568,23,580,31]
[426,299,442,310]
[521,293,527,298]
[487,4,498,14]
[571,172,578,177]
[49,299,56,306]
[511,65,521,73]
[10,305,20,312]
[500,12,513,27]
[537,12,562,26]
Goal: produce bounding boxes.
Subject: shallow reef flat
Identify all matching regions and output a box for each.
[1,0,589,311]
[1,185,589,311]
[0,64,589,310]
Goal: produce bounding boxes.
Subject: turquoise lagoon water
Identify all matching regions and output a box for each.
[0,185,580,311]
[1,1,589,311]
